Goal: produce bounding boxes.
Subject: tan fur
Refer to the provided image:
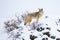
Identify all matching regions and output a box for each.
[24,8,44,25]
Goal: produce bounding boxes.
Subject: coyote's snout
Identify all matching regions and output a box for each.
[24,8,44,25]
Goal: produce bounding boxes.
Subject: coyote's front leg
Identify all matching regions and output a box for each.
[36,16,39,23]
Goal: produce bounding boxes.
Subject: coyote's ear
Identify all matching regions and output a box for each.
[40,8,43,11]
[38,8,43,12]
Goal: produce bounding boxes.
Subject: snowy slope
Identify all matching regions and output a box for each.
[0,12,60,40]
[0,0,60,40]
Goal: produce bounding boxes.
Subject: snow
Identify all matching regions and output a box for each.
[0,0,60,40]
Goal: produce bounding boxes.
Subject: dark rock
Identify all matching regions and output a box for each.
[45,16,48,19]
[56,19,60,25]
[46,38,48,40]
[30,35,37,40]
[56,22,58,25]
[37,28,40,31]
[50,36,55,39]
[37,27,44,32]
[56,38,60,40]
[40,27,44,31]
[42,38,48,40]
[46,24,48,26]
[43,32,50,37]
[58,19,60,22]
[42,38,45,40]
[46,27,51,30]
[57,29,60,32]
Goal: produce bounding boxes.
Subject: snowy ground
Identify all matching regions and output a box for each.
[0,12,60,40]
[0,0,60,40]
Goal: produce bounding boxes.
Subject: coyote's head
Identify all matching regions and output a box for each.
[38,8,44,15]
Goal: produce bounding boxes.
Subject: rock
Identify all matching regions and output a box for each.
[46,27,51,30]
[56,38,60,40]
[37,28,40,31]
[30,35,37,40]
[46,24,48,26]
[42,38,48,40]
[46,38,48,40]
[37,27,44,32]
[43,32,50,37]
[22,38,25,40]
[57,29,60,32]
[50,36,55,39]
[58,19,60,22]
[42,38,45,40]
[45,16,48,19]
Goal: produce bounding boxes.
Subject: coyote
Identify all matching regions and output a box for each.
[24,8,44,25]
